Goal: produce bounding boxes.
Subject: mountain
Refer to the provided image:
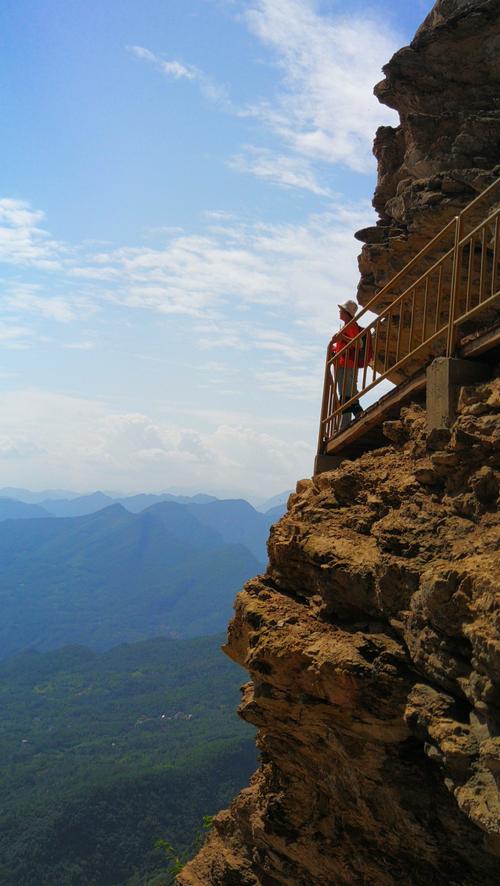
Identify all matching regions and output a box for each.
[37,490,219,517]
[184,493,218,504]
[0,497,51,521]
[256,490,292,512]
[0,490,279,559]
[0,488,287,541]
[0,635,256,886]
[184,498,279,560]
[115,491,218,513]
[263,503,287,522]
[0,502,262,660]
[0,487,80,503]
[39,490,116,516]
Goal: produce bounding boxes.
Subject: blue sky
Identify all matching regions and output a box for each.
[0,0,432,498]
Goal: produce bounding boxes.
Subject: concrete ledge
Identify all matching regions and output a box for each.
[426,357,491,430]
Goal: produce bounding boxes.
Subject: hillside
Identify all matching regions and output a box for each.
[0,635,256,886]
[0,491,283,560]
[183,499,276,560]
[0,497,51,520]
[0,502,263,659]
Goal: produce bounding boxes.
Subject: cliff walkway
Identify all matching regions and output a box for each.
[316,178,500,471]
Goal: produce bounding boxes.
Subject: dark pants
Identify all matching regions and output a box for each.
[336,365,362,430]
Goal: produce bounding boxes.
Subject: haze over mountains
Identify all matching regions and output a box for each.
[0,486,291,512]
[0,488,290,521]
[0,490,287,661]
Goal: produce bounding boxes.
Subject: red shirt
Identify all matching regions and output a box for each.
[332,320,362,368]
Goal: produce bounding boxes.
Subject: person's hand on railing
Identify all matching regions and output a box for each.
[329,331,350,348]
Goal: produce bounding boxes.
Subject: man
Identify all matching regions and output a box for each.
[330,299,363,431]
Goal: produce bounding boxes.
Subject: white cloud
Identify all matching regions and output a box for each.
[0,200,44,228]
[2,280,100,327]
[229,147,330,195]
[78,200,372,332]
[203,210,236,221]
[0,193,377,492]
[255,368,318,398]
[0,1,402,495]
[0,199,65,268]
[194,317,322,363]
[127,44,229,106]
[127,45,197,80]
[69,265,119,280]
[81,233,283,317]
[63,341,96,350]
[249,326,320,362]
[126,3,400,193]
[0,434,41,459]
[242,0,399,172]
[0,390,311,494]
[5,288,75,323]
[0,194,373,347]
[0,323,33,345]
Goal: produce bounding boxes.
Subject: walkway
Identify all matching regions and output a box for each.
[316,179,500,470]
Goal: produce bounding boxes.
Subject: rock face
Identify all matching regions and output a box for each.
[178,374,500,886]
[356,0,500,306]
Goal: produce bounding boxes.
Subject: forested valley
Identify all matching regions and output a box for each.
[0,491,285,883]
[0,636,256,885]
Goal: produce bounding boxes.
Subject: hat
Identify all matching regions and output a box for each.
[338,299,358,318]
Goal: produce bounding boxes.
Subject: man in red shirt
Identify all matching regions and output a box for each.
[330,299,363,431]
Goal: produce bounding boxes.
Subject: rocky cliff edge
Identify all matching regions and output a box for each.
[178,376,500,884]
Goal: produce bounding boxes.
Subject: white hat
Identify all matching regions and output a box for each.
[338,299,358,318]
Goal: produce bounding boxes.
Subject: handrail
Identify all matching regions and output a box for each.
[317,177,500,454]
[354,217,457,325]
[354,176,500,327]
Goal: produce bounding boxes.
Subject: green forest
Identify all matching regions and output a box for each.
[0,635,256,885]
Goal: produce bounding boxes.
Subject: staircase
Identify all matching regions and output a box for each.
[316,178,500,469]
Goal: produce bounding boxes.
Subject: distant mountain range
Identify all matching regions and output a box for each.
[0,488,289,520]
[0,498,51,520]
[0,486,82,503]
[0,496,285,660]
[256,490,292,512]
[0,486,292,508]
[0,489,218,518]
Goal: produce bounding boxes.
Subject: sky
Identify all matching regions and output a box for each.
[0,0,432,500]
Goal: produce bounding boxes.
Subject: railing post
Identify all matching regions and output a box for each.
[316,346,332,456]
[446,214,463,356]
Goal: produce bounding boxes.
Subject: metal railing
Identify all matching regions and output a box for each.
[317,178,500,451]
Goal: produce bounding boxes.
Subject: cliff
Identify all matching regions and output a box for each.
[178,377,499,885]
[177,2,500,883]
[356,0,500,306]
